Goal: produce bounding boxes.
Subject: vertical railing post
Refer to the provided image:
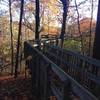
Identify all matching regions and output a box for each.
[35,56,41,96]
[31,58,36,93]
[63,80,72,100]
[43,63,48,100]
[43,63,51,100]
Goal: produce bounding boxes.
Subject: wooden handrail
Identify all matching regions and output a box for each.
[24,41,99,100]
[44,43,100,68]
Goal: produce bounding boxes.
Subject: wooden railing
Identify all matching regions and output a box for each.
[43,43,100,99]
[24,41,99,100]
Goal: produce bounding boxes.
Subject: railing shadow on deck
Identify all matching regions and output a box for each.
[24,41,99,100]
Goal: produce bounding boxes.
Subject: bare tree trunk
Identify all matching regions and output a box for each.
[92,0,100,75]
[48,8,50,35]
[75,0,84,54]
[35,0,40,40]
[9,0,14,75]
[89,0,93,56]
[93,0,100,60]
[19,34,22,72]
[60,0,69,48]
[14,0,24,78]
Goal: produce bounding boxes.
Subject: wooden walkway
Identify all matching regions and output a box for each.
[24,41,99,100]
[0,38,100,100]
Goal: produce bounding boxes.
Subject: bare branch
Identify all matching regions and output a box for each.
[75,0,84,53]
[89,0,94,56]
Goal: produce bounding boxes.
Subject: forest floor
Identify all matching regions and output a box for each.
[0,62,80,100]
[0,73,38,100]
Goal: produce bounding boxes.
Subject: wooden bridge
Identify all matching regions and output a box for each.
[24,39,100,100]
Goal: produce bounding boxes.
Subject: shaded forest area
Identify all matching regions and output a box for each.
[0,0,99,87]
[0,0,100,100]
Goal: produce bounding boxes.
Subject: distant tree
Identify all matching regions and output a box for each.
[60,0,69,48]
[14,0,24,78]
[9,0,14,75]
[88,0,94,56]
[74,0,84,53]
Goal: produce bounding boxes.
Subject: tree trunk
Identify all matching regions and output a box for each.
[75,0,84,54]
[35,0,40,40]
[92,0,100,75]
[9,0,14,75]
[60,0,68,48]
[14,0,24,78]
[88,0,93,56]
[93,0,100,60]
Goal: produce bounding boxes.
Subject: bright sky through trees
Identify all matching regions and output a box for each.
[0,0,99,23]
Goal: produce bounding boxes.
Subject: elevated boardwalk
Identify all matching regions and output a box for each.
[24,41,100,100]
